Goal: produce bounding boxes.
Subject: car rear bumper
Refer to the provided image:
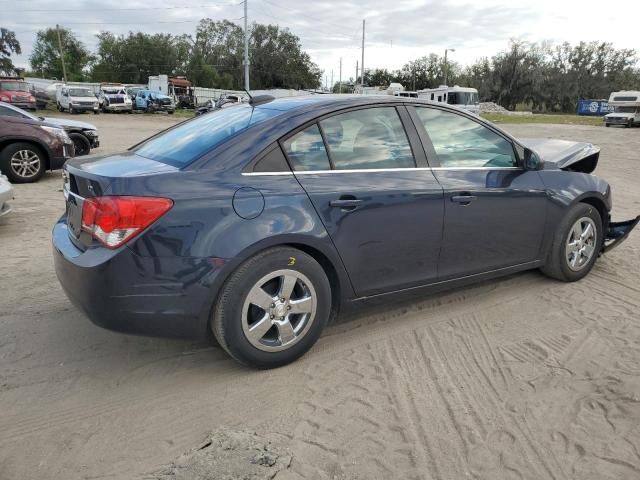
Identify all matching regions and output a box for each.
[52,218,219,338]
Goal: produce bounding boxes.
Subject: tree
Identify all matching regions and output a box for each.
[0,28,21,75]
[91,32,191,84]
[191,19,321,89]
[30,27,92,81]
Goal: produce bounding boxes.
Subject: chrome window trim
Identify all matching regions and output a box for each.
[242,171,294,176]
[430,167,521,171]
[242,166,521,176]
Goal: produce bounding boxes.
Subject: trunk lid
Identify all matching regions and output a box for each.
[63,152,178,249]
[518,138,600,173]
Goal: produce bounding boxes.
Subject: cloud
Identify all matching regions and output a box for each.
[5,0,639,83]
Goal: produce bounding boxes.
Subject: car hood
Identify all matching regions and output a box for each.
[43,117,97,131]
[518,138,600,174]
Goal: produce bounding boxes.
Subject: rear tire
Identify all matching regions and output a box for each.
[0,142,46,183]
[212,247,331,368]
[541,203,602,282]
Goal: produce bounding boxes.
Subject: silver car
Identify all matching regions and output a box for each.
[0,172,13,216]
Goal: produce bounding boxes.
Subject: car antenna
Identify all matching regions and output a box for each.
[243,88,253,101]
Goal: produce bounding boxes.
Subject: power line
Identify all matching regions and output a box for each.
[6,2,242,13]
[12,19,230,25]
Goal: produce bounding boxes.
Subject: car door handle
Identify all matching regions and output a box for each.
[451,195,477,205]
[329,198,363,209]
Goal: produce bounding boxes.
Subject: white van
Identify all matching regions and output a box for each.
[417,85,480,114]
[604,91,640,127]
[56,85,99,114]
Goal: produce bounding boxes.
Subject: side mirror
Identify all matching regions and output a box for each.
[524,148,544,170]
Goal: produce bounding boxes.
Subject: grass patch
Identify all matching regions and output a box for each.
[481,113,604,126]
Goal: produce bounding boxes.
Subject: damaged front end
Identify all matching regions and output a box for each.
[518,138,639,254]
[602,216,640,253]
[519,138,600,173]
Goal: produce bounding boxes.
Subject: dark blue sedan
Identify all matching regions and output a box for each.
[53,95,639,368]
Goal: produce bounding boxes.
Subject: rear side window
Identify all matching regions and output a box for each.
[415,107,517,168]
[319,107,415,170]
[282,124,331,171]
[135,105,282,167]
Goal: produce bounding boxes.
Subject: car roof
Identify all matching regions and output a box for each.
[254,94,460,115]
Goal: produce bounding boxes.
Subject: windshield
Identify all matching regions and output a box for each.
[447,92,479,105]
[0,81,30,92]
[615,106,638,113]
[103,88,125,94]
[135,105,284,167]
[69,88,94,97]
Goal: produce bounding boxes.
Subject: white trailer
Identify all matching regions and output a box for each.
[604,91,640,128]
[417,85,480,114]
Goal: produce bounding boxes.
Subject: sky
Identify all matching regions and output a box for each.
[4,0,640,85]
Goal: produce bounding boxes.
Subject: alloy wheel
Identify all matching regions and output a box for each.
[241,269,317,352]
[10,150,41,179]
[565,217,597,271]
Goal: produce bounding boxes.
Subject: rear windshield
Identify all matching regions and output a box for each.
[135,105,282,167]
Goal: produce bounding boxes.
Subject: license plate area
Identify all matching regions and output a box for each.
[66,191,84,239]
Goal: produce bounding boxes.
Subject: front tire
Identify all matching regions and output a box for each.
[212,247,331,368]
[541,203,602,282]
[0,142,46,183]
[69,132,91,156]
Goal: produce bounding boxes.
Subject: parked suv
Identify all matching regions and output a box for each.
[0,77,36,111]
[0,106,74,183]
[0,102,99,156]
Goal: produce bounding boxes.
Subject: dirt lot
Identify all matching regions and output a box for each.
[1,114,639,480]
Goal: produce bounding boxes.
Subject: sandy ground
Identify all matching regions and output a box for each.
[0,114,639,480]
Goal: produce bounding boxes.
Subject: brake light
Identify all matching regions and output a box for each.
[81,196,173,249]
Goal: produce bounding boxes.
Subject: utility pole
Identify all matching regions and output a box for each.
[360,19,365,89]
[330,70,333,92]
[56,24,67,83]
[444,48,455,87]
[243,0,250,90]
[339,57,342,94]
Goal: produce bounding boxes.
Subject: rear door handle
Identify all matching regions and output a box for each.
[451,195,477,205]
[330,198,363,209]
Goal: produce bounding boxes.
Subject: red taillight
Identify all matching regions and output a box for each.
[81,196,173,249]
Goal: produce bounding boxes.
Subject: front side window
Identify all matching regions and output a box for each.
[319,107,415,170]
[415,107,517,168]
[282,124,331,171]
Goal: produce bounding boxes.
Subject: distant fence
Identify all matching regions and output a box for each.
[576,99,614,116]
[25,77,315,104]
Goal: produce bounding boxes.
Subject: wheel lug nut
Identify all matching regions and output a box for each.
[270,315,274,319]
[287,305,291,310]
[270,303,275,308]
[280,297,285,302]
